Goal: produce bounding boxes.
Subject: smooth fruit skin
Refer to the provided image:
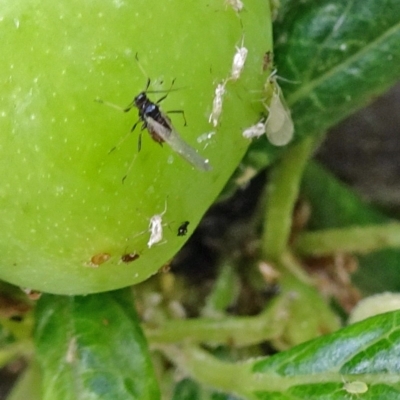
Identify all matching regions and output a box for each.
[0,0,272,294]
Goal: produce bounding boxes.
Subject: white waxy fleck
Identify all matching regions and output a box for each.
[209,81,226,127]
[225,0,244,12]
[264,75,294,146]
[242,121,266,139]
[230,39,248,81]
[197,131,216,143]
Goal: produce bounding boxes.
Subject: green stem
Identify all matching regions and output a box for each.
[295,223,400,256]
[262,136,316,262]
[145,294,290,347]
[201,261,240,318]
[158,344,258,399]
[160,345,376,398]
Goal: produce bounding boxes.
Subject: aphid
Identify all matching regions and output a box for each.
[343,380,368,395]
[148,203,168,248]
[177,221,190,236]
[125,80,212,171]
[264,74,294,146]
[225,0,244,12]
[230,38,248,81]
[242,120,266,139]
[121,252,140,263]
[209,81,226,127]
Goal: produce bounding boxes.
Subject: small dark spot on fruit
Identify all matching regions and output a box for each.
[121,253,140,263]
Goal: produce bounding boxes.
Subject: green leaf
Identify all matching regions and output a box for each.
[34,289,160,400]
[242,0,400,172]
[250,310,400,399]
[301,162,400,294]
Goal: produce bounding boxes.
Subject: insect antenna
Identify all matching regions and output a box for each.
[95,98,125,112]
[121,154,138,184]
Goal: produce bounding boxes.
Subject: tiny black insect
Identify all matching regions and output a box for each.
[177,221,190,236]
[121,253,140,263]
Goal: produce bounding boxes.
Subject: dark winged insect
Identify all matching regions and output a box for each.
[125,79,212,171]
[177,221,190,236]
[121,252,140,263]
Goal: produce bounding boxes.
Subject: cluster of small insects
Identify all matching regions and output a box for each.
[208,36,249,127]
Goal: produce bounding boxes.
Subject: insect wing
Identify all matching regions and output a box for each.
[265,81,294,146]
[146,117,212,171]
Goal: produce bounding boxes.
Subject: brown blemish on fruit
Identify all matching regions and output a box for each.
[90,253,111,266]
[22,288,42,301]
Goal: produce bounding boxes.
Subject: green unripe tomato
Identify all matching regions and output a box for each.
[0,0,272,294]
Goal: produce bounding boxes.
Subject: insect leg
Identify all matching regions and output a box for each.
[145,78,151,91]
[167,109,187,126]
[124,101,135,113]
[131,119,141,132]
[108,118,141,154]
[122,154,138,184]
[138,131,142,152]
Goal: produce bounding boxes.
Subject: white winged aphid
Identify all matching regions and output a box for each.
[209,80,227,127]
[125,85,212,171]
[264,73,294,146]
[147,201,168,248]
[148,213,164,248]
[230,37,248,81]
